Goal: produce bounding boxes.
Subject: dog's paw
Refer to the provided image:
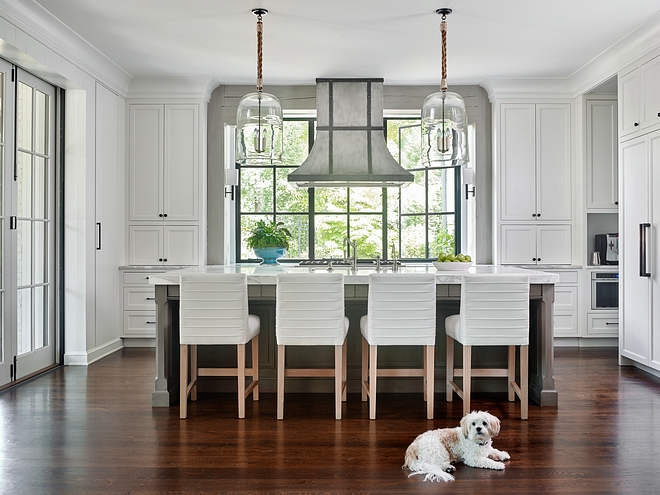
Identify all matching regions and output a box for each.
[492,461,505,470]
[445,465,456,472]
[498,450,510,461]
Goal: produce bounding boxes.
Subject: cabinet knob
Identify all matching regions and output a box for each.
[532,213,537,218]
[537,258,541,261]
[532,258,537,261]
[163,213,168,218]
[164,259,168,262]
[634,122,639,126]
[158,214,163,217]
[537,213,541,217]
[158,258,163,262]
[657,113,660,117]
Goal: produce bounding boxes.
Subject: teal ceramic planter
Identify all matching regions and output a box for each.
[253,247,286,265]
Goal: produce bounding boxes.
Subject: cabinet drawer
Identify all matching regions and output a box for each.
[555,286,578,310]
[587,314,619,336]
[123,287,156,310]
[123,272,162,285]
[551,270,579,284]
[123,312,157,338]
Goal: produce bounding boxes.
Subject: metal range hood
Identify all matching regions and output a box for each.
[287,78,414,188]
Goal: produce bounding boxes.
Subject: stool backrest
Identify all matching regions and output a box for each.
[179,273,250,345]
[364,273,437,345]
[458,273,530,346]
[276,273,346,345]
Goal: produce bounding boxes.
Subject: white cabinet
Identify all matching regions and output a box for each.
[500,224,572,265]
[546,270,579,337]
[586,99,618,210]
[129,104,199,222]
[128,225,199,266]
[121,271,161,340]
[587,314,618,337]
[619,55,660,138]
[499,103,572,221]
[94,83,123,347]
[620,130,660,368]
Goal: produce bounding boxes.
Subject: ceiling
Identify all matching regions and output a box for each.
[33,0,660,86]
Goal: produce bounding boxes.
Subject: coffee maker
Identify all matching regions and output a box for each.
[594,233,619,265]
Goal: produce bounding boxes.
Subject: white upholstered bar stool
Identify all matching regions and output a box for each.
[275,273,349,420]
[445,273,530,419]
[179,273,260,419]
[360,273,437,420]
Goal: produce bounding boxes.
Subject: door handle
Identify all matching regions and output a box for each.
[640,223,651,277]
[96,222,102,250]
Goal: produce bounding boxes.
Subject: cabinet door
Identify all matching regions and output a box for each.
[587,100,618,209]
[536,225,572,265]
[499,104,536,221]
[129,226,163,266]
[650,132,660,368]
[641,56,660,131]
[620,135,650,364]
[95,83,122,345]
[163,105,199,221]
[164,226,199,265]
[619,68,640,137]
[129,105,163,221]
[500,224,536,264]
[536,104,572,221]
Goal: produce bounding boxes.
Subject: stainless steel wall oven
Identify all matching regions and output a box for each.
[591,272,619,310]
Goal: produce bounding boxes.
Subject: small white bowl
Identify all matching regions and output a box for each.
[433,261,473,271]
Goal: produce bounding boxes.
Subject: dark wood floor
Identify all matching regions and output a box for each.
[2,347,660,494]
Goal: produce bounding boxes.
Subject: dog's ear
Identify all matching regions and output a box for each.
[460,414,470,438]
[486,413,501,437]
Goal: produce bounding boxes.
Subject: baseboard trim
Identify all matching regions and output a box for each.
[64,338,124,366]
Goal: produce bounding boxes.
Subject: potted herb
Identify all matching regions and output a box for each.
[246,220,292,265]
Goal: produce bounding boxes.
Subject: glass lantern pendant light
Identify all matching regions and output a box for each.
[421,8,469,167]
[236,8,283,165]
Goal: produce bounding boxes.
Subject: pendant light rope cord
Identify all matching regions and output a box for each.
[256,14,263,93]
[440,17,448,91]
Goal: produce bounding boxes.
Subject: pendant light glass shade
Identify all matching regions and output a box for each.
[421,8,469,167]
[236,91,283,164]
[235,9,283,165]
[421,90,469,166]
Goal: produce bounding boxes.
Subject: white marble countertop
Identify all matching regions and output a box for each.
[149,264,559,285]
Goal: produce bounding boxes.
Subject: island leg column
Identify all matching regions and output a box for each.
[537,283,558,406]
[153,284,176,407]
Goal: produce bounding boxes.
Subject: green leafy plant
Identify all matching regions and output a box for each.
[246,220,292,250]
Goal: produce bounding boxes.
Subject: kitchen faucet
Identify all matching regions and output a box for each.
[391,243,399,272]
[344,237,358,271]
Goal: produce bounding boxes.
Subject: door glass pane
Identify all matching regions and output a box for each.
[17,288,32,355]
[17,82,33,151]
[17,151,32,217]
[34,220,46,284]
[314,214,347,259]
[34,286,45,349]
[17,220,32,287]
[34,156,47,219]
[34,90,48,155]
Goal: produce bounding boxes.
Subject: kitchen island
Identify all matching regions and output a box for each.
[149,264,559,409]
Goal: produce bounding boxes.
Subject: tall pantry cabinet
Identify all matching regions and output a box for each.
[122,97,207,342]
[494,101,574,266]
[619,50,660,372]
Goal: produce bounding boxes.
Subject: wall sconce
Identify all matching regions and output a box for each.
[462,167,475,199]
[225,169,239,201]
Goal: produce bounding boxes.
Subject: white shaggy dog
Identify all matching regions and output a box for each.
[402,411,509,482]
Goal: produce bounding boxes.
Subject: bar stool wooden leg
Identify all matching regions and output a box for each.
[463,344,472,417]
[277,345,285,420]
[180,344,188,419]
[521,345,529,420]
[446,335,454,402]
[369,345,378,420]
[237,343,246,419]
[426,345,435,420]
[342,340,348,402]
[251,334,259,401]
[335,344,342,420]
[508,345,516,402]
[361,336,368,402]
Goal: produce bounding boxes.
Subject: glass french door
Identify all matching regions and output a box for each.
[0,60,57,387]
